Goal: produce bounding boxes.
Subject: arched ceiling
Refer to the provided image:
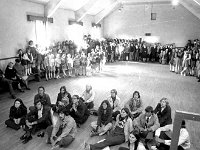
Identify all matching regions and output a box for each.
[24,0,200,23]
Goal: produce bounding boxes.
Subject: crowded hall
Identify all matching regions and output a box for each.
[0,0,200,150]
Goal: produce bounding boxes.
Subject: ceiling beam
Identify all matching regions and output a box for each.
[180,0,200,20]
[44,0,64,18]
[75,0,98,22]
[94,0,121,24]
[123,0,171,5]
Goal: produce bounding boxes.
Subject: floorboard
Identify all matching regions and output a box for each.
[0,61,199,150]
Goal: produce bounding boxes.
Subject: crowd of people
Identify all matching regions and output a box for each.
[4,85,190,150]
[168,39,200,82]
[1,35,200,99]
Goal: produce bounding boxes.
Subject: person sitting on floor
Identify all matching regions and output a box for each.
[46,108,77,150]
[90,100,113,137]
[125,91,143,119]
[52,86,72,113]
[20,100,52,144]
[70,95,90,127]
[118,129,146,150]
[30,86,51,110]
[107,89,121,120]
[5,98,27,130]
[52,91,72,113]
[4,62,24,92]
[81,84,95,109]
[154,98,172,127]
[0,68,16,99]
[134,106,160,150]
[13,59,30,90]
[84,108,133,150]
[154,120,190,150]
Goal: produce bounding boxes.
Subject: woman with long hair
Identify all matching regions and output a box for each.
[125,91,143,119]
[118,129,146,150]
[5,98,27,130]
[84,108,133,150]
[52,86,72,113]
[90,100,113,137]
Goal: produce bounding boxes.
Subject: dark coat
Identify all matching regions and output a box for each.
[26,106,52,125]
[154,103,172,127]
[9,105,27,120]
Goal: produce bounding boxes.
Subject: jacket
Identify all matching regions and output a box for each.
[51,115,77,141]
[154,103,172,127]
[135,113,160,132]
[107,95,121,112]
[115,114,133,142]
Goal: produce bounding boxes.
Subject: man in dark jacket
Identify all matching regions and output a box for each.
[20,100,52,144]
[0,69,16,99]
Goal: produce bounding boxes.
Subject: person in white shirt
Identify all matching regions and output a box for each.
[154,120,190,150]
[107,89,121,120]
[81,84,95,109]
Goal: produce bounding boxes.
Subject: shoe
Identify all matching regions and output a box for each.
[46,138,51,144]
[22,136,32,144]
[20,133,27,140]
[26,87,31,90]
[11,95,16,99]
[37,131,45,137]
[198,79,200,82]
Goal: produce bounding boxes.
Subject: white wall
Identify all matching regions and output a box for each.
[0,0,44,60]
[0,0,102,69]
[103,4,200,47]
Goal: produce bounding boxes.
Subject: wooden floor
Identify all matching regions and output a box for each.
[0,61,199,150]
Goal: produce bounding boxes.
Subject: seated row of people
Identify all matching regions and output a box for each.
[0,59,31,99]
[4,86,190,150]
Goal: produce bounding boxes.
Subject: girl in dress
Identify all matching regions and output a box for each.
[61,53,67,77]
[67,54,73,77]
[48,50,56,79]
[55,49,62,79]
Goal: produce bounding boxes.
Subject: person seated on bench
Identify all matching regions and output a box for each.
[81,84,95,109]
[46,108,77,149]
[0,68,16,99]
[69,95,90,127]
[154,98,172,127]
[5,98,27,130]
[90,100,113,137]
[134,106,160,149]
[20,99,52,144]
[154,120,190,150]
[29,86,51,112]
[124,91,143,119]
[13,59,30,90]
[84,108,133,150]
[107,89,121,120]
[4,62,24,93]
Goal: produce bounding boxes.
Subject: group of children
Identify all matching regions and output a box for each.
[17,40,106,81]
